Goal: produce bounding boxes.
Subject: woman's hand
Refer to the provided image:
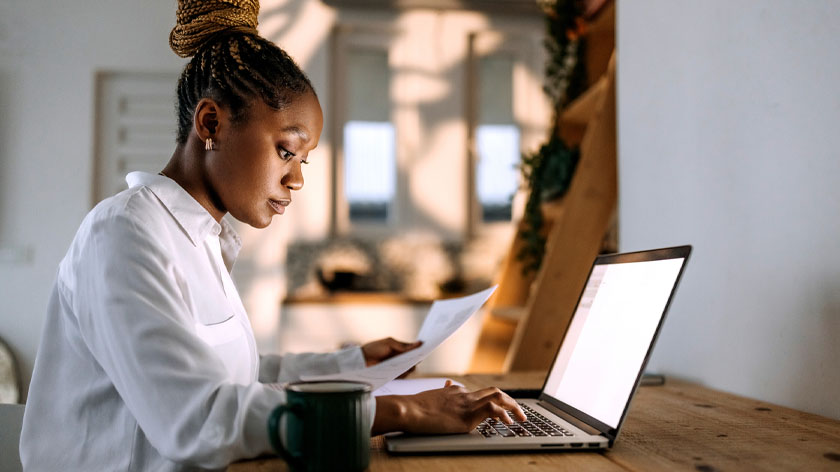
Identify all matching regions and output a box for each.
[361,337,422,367]
[372,380,526,435]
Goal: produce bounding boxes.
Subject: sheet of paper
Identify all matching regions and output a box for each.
[301,286,496,390]
[372,378,463,397]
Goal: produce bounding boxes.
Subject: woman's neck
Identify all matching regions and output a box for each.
[161,140,226,223]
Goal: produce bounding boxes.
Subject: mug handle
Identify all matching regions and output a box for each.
[268,404,305,469]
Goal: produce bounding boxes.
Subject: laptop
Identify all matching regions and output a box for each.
[385,245,691,453]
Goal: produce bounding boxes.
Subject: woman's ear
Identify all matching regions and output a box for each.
[193,98,225,140]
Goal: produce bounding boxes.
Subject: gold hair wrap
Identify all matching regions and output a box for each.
[169,0,260,58]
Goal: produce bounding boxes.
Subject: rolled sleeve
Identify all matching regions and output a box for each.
[259,345,366,384]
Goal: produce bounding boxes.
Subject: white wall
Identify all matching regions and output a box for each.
[0,1,185,399]
[618,0,840,419]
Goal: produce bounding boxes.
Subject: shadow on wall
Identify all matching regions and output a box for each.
[0,0,10,235]
[786,283,840,419]
[261,0,308,44]
[0,69,11,243]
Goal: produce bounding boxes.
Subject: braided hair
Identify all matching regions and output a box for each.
[170,0,314,144]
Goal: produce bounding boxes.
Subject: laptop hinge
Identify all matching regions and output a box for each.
[537,400,603,437]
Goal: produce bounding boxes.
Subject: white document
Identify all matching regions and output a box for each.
[301,286,496,390]
[372,378,463,397]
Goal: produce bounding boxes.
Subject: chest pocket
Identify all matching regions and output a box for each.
[193,316,252,385]
[181,234,255,385]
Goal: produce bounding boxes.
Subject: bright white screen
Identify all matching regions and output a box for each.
[543,258,684,428]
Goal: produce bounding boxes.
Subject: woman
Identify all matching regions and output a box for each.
[20,0,524,470]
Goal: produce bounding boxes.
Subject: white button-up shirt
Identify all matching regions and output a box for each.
[20,172,367,471]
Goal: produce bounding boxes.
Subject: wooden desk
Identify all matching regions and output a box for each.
[230,372,840,471]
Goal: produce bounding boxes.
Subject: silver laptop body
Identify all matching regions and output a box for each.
[386,246,692,453]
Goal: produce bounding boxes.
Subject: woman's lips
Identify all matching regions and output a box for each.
[268,199,290,214]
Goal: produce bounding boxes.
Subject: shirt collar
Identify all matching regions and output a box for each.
[125,172,242,269]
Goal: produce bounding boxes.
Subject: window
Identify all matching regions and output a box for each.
[344,120,396,221]
[475,55,520,222]
[468,30,550,233]
[342,49,395,223]
[476,123,520,221]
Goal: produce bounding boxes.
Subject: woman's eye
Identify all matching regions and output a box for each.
[278,147,295,160]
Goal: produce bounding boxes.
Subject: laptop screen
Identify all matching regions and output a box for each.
[542,255,686,428]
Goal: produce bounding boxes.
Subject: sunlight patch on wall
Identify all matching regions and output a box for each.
[258,0,336,70]
[407,118,467,233]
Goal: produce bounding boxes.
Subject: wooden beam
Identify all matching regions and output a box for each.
[505,54,617,372]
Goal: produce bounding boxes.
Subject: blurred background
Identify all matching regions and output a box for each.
[0,0,838,422]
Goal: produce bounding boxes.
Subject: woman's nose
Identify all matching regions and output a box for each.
[282,161,304,191]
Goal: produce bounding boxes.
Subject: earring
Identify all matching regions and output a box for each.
[205,138,215,151]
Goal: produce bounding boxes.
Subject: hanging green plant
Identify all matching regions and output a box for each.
[516,0,587,275]
[517,136,580,274]
[541,0,588,110]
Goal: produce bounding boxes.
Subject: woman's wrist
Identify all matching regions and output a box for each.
[372,395,411,435]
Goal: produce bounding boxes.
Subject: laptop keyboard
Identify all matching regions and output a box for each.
[475,403,576,439]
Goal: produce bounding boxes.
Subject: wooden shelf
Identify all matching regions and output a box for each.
[489,305,527,322]
[284,291,470,306]
[285,292,431,305]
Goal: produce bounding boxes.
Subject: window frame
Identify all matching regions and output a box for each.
[330,24,402,238]
[466,29,550,238]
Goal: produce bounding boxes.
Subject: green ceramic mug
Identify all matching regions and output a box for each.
[268,381,372,472]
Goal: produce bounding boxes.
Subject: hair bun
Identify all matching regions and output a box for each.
[169,0,260,58]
